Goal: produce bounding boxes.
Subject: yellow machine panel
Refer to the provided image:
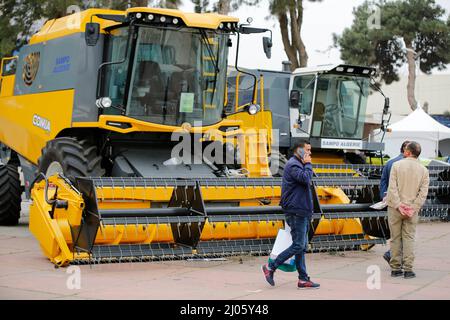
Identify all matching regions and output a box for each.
[0,90,74,164]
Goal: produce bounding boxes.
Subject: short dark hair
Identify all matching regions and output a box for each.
[292,140,311,152]
[405,141,421,158]
[400,140,411,153]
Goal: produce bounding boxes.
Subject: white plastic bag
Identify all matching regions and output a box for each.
[268,223,296,272]
[370,200,387,210]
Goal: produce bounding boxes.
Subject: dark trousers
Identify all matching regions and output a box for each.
[269,214,310,281]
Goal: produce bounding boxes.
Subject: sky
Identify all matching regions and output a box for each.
[180,0,450,74]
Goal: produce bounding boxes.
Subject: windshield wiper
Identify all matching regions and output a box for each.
[351,76,364,95]
[199,29,219,73]
[199,29,220,105]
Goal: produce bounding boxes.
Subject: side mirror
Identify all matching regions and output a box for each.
[383,97,390,114]
[263,37,272,59]
[298,92,303,112]
[85,22,100,46]
[290,90,300,108]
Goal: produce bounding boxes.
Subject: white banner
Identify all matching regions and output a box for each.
[321,138,363,150]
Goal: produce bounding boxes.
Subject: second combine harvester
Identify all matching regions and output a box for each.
[0,7,397,266]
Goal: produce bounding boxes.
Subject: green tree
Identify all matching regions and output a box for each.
[109,0,181,10]
[216,0,230,14]
[334,0,450,111]
[0,0,89,58]
[192,0,259,15]
[0,0,20,58]
[192,0,210,13]
[269,0,321,70]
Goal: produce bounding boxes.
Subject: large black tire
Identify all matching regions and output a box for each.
[269,151,288,177]
[37,137,105,181]
[0,164,22,225]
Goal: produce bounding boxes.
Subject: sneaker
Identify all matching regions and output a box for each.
[391,270,404,277]
[404,271,416,279]
[383,251,391,264]
[297,279,320,289]
[261,264,275,286]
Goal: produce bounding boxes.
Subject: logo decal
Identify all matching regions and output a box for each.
[22,52,40,86]
[53,56,71,73]
[32,114,51,132]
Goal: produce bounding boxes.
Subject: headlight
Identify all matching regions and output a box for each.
[96,97,112,109]
[247,104,261,115]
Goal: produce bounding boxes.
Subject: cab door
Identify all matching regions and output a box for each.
[289,73,317,139]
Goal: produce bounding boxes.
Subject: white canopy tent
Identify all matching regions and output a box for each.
[376,107,450,159]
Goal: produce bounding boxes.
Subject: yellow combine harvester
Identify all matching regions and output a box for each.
[0,7,393,266]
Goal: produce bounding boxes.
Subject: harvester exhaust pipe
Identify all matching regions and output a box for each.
[282,61,292,72]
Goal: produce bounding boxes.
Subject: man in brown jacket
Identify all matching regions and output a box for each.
[386,141,429,279]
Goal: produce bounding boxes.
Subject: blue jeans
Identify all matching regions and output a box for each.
[269,214,310,281]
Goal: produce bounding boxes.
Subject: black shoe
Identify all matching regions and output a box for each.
[383,251,391,264]
[261,264,275,286]
[404,271,416,279]
[391,270,404,277]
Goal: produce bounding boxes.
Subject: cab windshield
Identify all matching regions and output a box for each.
[306,74,369,139]
[103,26,229,126]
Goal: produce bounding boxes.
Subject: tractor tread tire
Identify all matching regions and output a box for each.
[38,137,105,181]
[0,164,22,225]
[270,151,288,177]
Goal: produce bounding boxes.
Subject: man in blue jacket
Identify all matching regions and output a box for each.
[379,140,410,263]
[380,141,410,199]
[262,141,320,289]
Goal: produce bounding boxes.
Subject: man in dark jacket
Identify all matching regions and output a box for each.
[262,141,320,289]
[380,141,410,199]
